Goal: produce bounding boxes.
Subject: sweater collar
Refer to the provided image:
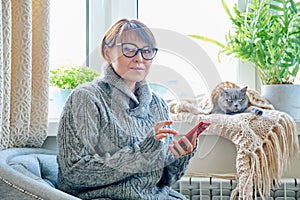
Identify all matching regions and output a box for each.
[101,65,152,118]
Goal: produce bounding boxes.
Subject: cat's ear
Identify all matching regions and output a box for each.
[218,87,226,95]
[241,86,248,94]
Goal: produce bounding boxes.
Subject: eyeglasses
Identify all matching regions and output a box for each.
[115,42,158,60]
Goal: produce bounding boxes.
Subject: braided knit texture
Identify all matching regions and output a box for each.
[169,91,299,200]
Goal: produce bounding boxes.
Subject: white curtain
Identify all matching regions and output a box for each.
[0,0,50,149]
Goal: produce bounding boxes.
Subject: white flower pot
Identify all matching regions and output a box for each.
[49,87,72,118]
[261,84,300,120]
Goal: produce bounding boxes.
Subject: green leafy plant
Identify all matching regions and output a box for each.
[190,0,300,84]
[50,66,100,89]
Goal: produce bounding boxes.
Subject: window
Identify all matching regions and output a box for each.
[50,0,138,74]
[49,0,243,119]
[48,0,246,134]
[87,0,138,71]
[49,0,137,120]
[138,0,238,98]
[49,0,86,120]
[50,0,86,69]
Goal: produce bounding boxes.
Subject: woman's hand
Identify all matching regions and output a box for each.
[154,120,178,140]
[154,120,197,157]
[169,131,198,157]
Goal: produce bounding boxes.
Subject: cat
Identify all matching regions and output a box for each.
[211,81,263,115]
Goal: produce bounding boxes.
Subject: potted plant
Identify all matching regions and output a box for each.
[50,65,100,89]
[49,66,100,115]
[190,0,300,120]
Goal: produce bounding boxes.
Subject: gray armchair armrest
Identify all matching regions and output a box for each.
[0,148,80,200]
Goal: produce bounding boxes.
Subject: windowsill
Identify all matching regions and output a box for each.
[47,118,300,137]
[47,118,60,136]
[47,118,195,137]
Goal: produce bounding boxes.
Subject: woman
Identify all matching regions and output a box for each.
[57,18,197,200]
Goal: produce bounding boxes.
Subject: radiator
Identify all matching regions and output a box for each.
[171,177,300,200]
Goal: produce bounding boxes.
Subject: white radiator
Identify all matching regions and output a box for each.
[172,177,300,200]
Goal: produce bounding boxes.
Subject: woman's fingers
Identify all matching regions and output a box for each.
[155,120,178,140]
[173,140,186,155]
[155,133,168,140]
[155,120,173,132]
[155,128,178,140]
[191,131,197,147]
[169,135,196,157]
[169,146,180,157]
[178,137,193,153]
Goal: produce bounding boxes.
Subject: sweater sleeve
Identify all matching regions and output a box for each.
[152,94,198,187]
[161,145,198,186]
[157,133,198,187]
[57,88,166,188]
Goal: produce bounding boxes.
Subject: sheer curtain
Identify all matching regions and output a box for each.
[0,0,50,149]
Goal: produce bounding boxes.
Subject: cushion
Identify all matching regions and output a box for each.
[9,154,58,188]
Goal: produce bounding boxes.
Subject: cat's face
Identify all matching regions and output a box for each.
[217,86,248,114]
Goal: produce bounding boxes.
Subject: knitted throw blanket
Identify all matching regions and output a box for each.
[169,89,299,200]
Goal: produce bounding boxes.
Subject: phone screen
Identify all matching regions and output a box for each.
[174,121,211,152]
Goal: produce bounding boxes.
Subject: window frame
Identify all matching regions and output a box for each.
[48,0,138,134]
[48,0,256,135]
[87,0,138,72]
[237,0,259,90]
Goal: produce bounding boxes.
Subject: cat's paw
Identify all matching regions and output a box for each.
[247,106,263,116]
[254,109,263,116]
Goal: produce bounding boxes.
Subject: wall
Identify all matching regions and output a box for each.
[44,121,300,178]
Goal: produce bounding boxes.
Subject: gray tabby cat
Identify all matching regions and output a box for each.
[211,82,263,115]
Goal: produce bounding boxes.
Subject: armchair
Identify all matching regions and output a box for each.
[0,148,80,200]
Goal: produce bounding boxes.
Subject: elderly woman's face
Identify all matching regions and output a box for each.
[104,35,154,87]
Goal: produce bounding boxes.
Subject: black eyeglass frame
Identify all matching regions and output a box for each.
[115,42,158,60]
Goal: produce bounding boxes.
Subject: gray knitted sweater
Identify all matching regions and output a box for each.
[57,66,195,200]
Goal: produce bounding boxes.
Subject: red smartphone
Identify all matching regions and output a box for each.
[174,121,211,152]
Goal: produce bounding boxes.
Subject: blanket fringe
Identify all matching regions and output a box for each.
[228,112,298,199]
[170,108,299,199]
